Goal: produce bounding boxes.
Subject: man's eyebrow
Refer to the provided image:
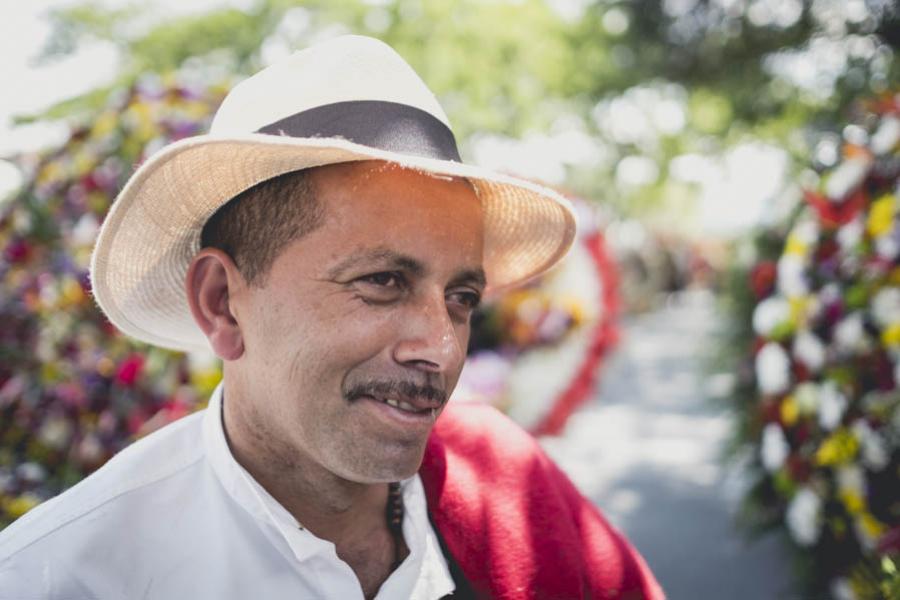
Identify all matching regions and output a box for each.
[451,268,487,289]
[326,247,425,279]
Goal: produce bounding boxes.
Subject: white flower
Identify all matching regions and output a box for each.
[871,115,900,155]
[790,220,820,249]
[777,255,809,297]
[853,517,880,552]
[786,487,822,546]
[794,382,819,415]
[793,330,826,372]
[753,297,791,337]
[756,342,791,395]
[830,577,857,600]
[851,419,889,471]
[836,465,865,496]
[818,383,847,431]
[38,417,72,450]
[825,157,871,200]
[71,213,100,247]
[834,312,868,355]
[875,230,900,260]
[837,218,864,252]
[871,287,900,328]
[761,423,789,472]
[820,282,843,304]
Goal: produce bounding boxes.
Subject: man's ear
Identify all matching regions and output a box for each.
[185,248,246,361]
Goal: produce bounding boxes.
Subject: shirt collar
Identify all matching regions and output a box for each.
[201,382,454,598]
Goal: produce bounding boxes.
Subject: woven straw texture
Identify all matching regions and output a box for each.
[90,135,575,353]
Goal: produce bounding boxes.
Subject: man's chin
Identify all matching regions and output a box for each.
[336,447,427,484]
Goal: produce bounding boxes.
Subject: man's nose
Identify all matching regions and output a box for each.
[392,292,465,374]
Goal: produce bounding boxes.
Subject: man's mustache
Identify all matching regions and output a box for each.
[344,379,447,405]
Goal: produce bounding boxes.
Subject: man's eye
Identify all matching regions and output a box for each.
[449,290,481,310]
[359,272,403,288]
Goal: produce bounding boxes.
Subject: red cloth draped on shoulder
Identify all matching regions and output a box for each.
[420,402,665,600]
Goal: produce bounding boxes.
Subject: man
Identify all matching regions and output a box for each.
[0,35,663,599]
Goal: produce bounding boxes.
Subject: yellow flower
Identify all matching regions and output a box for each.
[96,356,116,378]
[36,161,63,185]
[784,233,809,257]
[560,295,588,325]
[2,493,41,518]
[90,111,118,138]
[881,323,900,349]
[815,429,859,466]
[867,194,896,238]
[41,361,61,384]
[780,395,799,426]
[858,512,887,540]
[788,296,811,328]
[839,489,865,515]
[73,151,96,177]
[60,277,85,307]
[190,368,223,398]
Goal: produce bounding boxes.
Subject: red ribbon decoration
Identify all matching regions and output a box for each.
[531,231,621,436]
[802,188,867,228]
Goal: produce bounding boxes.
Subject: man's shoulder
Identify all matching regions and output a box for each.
[0,408,207,560]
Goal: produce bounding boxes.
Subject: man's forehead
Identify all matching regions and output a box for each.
[308,160,478,196]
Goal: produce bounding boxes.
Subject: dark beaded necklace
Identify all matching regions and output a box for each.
[386,481,405,570]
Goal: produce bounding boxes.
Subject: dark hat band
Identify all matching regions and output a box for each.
[256,100,461,162]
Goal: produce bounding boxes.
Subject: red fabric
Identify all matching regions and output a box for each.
[421,402,665,600]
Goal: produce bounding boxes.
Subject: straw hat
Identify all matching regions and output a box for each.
[90,35,576,354]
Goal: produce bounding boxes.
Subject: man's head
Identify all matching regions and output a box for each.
[89,35,574,355]
[185,160,484,482]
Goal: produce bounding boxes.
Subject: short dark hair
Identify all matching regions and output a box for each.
[200,169,325,286]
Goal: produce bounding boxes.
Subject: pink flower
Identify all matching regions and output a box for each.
[115,354,145,387]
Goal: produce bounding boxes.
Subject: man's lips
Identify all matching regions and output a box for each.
[362,392,442,415]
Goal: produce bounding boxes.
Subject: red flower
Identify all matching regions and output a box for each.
[786,454,811,482]
[4,239,31,264]
[750,261,777,299]
[803,188,866,228]
[115,354,145,387]
[814,238,839,262]
[876,526,900,555]
[792,361,811,383]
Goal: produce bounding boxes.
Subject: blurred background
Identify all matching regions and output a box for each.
[0,1,898,598]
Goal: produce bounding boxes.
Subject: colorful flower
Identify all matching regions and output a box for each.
[756,342,791,395]
[787,487,823,546]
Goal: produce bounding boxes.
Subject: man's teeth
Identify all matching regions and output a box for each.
[382,397,423,413]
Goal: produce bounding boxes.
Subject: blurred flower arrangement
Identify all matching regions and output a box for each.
[724,96,900,599]
[0,71,229,527]
[456,198,619,436]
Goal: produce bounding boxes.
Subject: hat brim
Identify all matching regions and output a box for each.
[90,134,576,353]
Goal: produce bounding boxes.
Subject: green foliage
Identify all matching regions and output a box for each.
[128,8,277,72]
[20,0,897,220]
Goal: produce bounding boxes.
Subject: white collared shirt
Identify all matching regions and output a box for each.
[0,383,455,599]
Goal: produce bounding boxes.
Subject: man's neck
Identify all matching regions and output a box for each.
[220,387,408,597]
[221,390,384,537]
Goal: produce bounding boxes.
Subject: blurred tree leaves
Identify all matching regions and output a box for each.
[15,0,900,217]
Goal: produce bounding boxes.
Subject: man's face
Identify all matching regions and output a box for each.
[231,161,484,483]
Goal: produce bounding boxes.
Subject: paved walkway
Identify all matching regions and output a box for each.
[542,290,796,600]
